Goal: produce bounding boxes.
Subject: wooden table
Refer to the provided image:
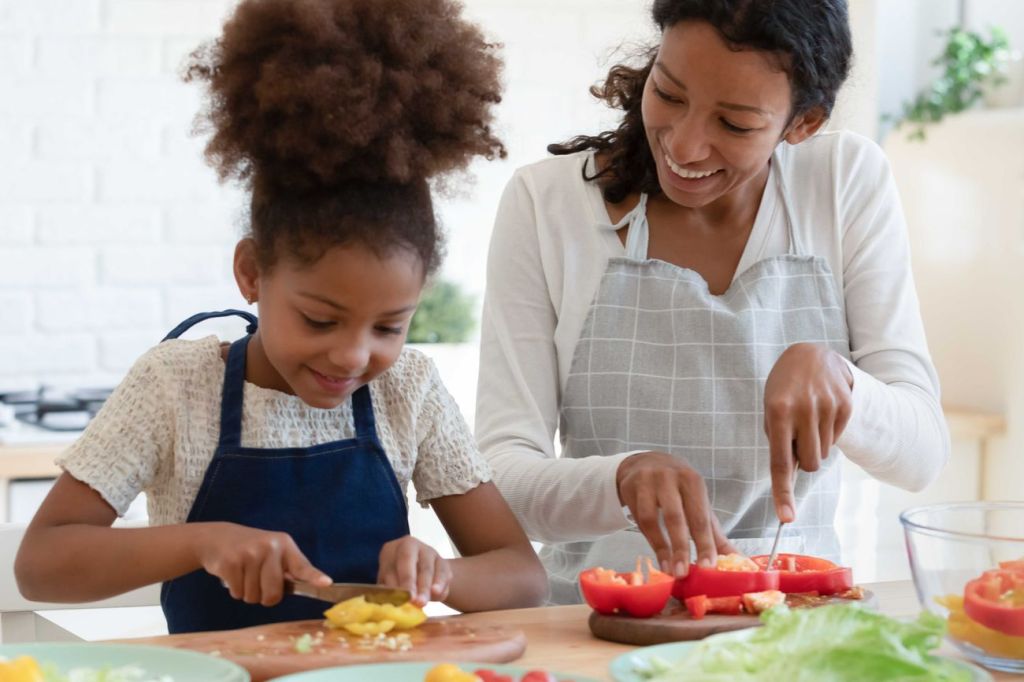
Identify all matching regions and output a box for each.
[126,580,1015,680]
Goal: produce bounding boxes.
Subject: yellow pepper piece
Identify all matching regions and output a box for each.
[342,619,396,636]
[0,656,45,682]
[938,594,1024,659]
[375,602,427,629]
[423,663,480,682]
[323,595,378,627]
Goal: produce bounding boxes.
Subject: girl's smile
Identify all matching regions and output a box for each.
[235,240,424,409]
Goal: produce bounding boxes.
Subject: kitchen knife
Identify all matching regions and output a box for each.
[765,461,801,570]
[285,581,411,606]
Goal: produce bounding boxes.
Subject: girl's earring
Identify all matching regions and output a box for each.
[247,294,255,305]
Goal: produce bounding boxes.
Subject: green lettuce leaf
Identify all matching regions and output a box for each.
[638,604,971,682]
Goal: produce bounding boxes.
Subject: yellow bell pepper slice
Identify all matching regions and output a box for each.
[342,619,396,636]
[0,656,45,682]
[938,594,1024,659]
[323,595,378,627]
[375,602,427,629]
[423,663,480,682]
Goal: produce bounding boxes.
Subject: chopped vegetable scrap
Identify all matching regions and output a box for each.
[578,557,674,618]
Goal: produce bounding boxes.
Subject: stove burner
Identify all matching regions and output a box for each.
[0,387,113,432]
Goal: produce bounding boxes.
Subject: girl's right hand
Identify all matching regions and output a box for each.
[192,522,331,606]
[616,451,736,578]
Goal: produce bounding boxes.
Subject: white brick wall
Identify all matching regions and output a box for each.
[0,0,654,391]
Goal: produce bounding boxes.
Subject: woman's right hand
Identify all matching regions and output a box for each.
[616,452,735,577]
[192,522,331,606]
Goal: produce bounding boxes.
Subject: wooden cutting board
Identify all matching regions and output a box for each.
[589,590,877,646]
[123,618,527,682]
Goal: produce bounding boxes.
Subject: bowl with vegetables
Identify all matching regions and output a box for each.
[901,501,1024,673]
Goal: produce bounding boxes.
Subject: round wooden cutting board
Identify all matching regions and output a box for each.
[124,618,527,682]
[588,590,877,646]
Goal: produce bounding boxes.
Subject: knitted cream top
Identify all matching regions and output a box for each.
[58,336,491,525]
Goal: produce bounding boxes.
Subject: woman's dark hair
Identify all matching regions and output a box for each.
[549,0,852,204]
[185,0,506,275]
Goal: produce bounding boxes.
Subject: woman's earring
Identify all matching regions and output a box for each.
[246,294,255,305]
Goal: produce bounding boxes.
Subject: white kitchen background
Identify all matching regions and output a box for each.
[1,0,1023,639]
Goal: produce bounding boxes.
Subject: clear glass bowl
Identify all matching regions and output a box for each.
[901,502,1024,673]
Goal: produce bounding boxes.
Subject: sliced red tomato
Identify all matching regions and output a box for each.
[963,568,1024,637]
[578,561,674,618]
[684,595,709,620]
[673,563,779,600]
[750,553,854,596]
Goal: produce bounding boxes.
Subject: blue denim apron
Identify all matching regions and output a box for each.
[159,310,410,633]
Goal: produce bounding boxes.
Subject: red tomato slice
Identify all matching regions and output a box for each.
[578,566,674,618]
[673,563,779,600]
[751,554,854,596]
[963,569,1024,637]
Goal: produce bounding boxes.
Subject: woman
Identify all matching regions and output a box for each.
[476,0,950,604]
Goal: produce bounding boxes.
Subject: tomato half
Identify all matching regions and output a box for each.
[578,566,674,618]
[672,563,779,600]
[751,554,854,595]
[963,568,1024,637]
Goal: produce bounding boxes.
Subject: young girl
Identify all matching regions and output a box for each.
[15,0,546,633]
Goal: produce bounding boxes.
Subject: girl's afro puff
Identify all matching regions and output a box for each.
[185,0,506,195]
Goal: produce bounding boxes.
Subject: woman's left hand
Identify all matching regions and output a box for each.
[377,535,452,607]
[764,342,853,525]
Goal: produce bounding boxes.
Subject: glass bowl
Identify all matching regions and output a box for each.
[901,502,1024,673]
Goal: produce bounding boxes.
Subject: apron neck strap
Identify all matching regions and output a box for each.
[350,385,378,441]
[616,151,804,261]
[622,193,650,260]
[217,335,250,450]
[217,336,380,449]
[770,149,803,256]
[162,309,258,342]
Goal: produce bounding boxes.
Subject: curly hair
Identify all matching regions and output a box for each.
[185,0,506,274]
[549,0,852,205]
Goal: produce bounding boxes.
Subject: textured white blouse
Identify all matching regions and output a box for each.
[59,336,491,526]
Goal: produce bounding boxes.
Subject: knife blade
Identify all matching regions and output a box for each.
[286,581,411,606]
[766,461,801,570]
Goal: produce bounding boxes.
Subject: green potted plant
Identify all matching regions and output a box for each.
[890,26,1012,141]
[407,279,477,344]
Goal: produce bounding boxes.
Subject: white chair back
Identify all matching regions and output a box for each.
[0,522,162,643]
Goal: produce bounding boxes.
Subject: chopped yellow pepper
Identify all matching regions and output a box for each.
[938,594,1024,659]
[324,594,427,631]
[342,619,396,636]
[423,663,480,682]
[0,656,45,682]
[375,602,428,629]
[324,595,378,626]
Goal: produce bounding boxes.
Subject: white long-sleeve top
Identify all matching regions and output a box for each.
[476,130,950,545]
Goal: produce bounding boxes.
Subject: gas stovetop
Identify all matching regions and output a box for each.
[0,387,113,438]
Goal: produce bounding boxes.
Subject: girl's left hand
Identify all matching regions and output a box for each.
[763,342,854,525]
[377,535,452,606]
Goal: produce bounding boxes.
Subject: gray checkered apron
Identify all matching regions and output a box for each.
[545,161,851,604]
